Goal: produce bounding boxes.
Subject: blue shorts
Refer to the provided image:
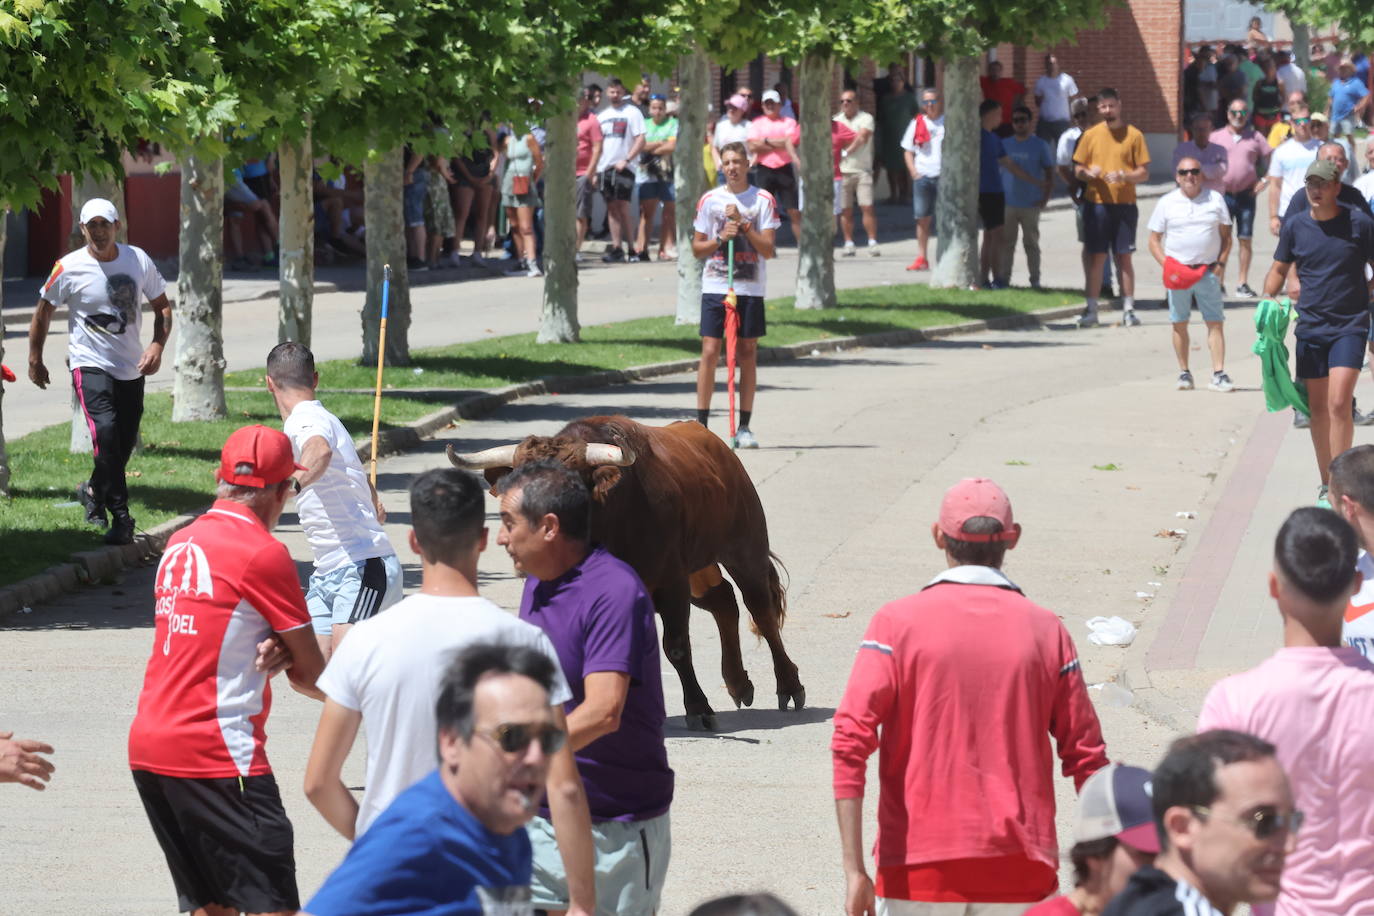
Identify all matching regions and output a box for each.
[402,180,427,228]
[700,293,766,339]
[1223,189,1257,239]
[637,180,675,202]
[1083,203,1138,255]
[306,555,403,635]
[1295,332,1368,379]
[1167,272,1225,322]
[912,176,939,219]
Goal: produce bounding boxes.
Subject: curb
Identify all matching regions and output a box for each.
[0,297,1103,619]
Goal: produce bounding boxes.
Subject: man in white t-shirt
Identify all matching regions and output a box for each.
[692,141,781,450]
[1329,446,1374,658]
[28,198,173,546]
[303,467,595,911]
[1268,105,1321,234]
[901,87,945,272]
[1147,156,1234,393]
[595,78,647,263]
[1033,54,1080,147]
[712,93,754,179]
[1277,50,1307,108]
[834,91,879,256]
[265,342,401,659]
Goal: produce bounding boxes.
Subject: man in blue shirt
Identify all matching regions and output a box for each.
[1000,107,1055,289]
[979,99,1042,289]
[304,642,564,916]
[1329,59,1370,138]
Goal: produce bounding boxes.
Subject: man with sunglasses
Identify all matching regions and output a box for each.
[1266,105,1320,237]
[1104,730,1297,916]
[1212,100,1271,297]
[748,89,803,241]
[28,197,173,546]
[834,90,879,256]
[498,460,673,916]
[901,89,945,272]
[1195,506,1374,914]
[304,643,566,916]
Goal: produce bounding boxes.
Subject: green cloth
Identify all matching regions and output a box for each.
[1252,297,1309,414]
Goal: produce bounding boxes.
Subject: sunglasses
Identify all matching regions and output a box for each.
[1229,108,1249,115]
[1192,805,1306,840]
[476,722,567,756]
[1177,168,1202,176]
[1294,117,1311,125]
[921,99,939,106]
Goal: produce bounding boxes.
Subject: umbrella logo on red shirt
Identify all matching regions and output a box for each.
[157,539,214,598]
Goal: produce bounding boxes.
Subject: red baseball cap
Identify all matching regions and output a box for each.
[939,478,1016,542]
[1163,257,1208,291]
[218,425,305,487]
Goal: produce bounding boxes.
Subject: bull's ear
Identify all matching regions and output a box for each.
[591,467,622,500]
[483,467,513,494]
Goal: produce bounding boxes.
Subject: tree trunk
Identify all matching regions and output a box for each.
[70,172,127,451]
[538,80,581,343]
[794,53,837,310]
[278,129,314,345]
[675,46,710,325]
[932,56,981,289]
[0,206,9,497]
[1291,21,1310,73]
[172,153,228,421]
[362,147,410,366]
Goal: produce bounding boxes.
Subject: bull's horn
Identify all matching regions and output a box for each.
[447,443,519,469]
[585,443,636,466]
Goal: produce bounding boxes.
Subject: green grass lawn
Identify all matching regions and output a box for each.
[3,283,1076,586]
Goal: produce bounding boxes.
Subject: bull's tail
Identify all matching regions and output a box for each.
[749,551,789,637]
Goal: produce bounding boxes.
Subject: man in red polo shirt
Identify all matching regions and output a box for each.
[833,477,1108,916]
[129,425,327,915]
[981,61,1027,137]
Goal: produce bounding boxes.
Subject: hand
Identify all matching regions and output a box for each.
[909,169,920,180]
[844,871,876,916]
[1270,214,1281,237]
[373,495,387,525]
[724,203,742,222]
[137,342,164,376]
[1254,180,1267,195]
[1212,262,1226,278]
[255,635,294,677]
[0,731,55,791]
[615,160,627,173]
[719,221,740,241]
[28,360,49,389]
[1037,196,1050,209]
[588,172,598,188]
[1085,165,1103,179]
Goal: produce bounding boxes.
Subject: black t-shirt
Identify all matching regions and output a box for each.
[1275,206,1374,341]
[1283,182,1374,221]
[1102,866,1223,916]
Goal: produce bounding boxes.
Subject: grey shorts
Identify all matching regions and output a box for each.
[527,812,671,915]
[576,174,595,219]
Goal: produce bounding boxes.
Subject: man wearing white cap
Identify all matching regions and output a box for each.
[748,89,802,241]
[1024,764,1160,915]
[832,478,1108,916]
[28,197,173,546]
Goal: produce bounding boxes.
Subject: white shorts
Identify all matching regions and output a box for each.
[527,812,670,915]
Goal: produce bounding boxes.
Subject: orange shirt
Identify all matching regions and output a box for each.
[1072,121,1150,205]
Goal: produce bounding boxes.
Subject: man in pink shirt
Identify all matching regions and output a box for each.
[1171,111,1229,195]
[748,89,802,241]
[1210,99,1272,296]
[575,87,603,256]
[1198,506,1374,915]
[833,478,1108,916]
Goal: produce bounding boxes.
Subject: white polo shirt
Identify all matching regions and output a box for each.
[1146,187,1231,264]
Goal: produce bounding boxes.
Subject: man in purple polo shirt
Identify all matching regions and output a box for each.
[495,459,673,916]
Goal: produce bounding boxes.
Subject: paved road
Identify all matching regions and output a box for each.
[5,275,1349,912]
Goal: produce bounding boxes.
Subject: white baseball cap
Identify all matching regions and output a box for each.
[80,198,119,225]
[762,90,781,104]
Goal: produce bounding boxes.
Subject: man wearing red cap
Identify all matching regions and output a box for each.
[129,425,326,916]
[833,478,1108,916]
[1147,155,1234,393]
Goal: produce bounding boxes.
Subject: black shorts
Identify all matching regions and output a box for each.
[979,192,1006,230]
[133,770,300,914]
[243,174,272,201]
[601,166,635,202]
[700,293,766,339]
[1083,203,1139,254]
[1295,332,1368,379]
[755,164,798,212]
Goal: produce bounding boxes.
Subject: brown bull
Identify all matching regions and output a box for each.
[448,415,804,730]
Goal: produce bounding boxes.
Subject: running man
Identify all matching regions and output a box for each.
[692,140,780,449]
[265,342,402,659]
[1261,158,1374,505]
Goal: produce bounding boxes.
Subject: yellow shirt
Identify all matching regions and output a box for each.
[1267,121,1291,149]
[1072,122,1150,204]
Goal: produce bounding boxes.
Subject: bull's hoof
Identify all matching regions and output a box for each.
[732,683,755,709]
[778,687,807,711]
[685,712,719,731]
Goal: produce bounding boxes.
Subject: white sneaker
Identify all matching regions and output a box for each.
[1076,308,1100,328]
[525,264,543,278]
[1177,370,1194,390]
[1123,310,1142,328]
[733,428,759,449]
[842,242,856,257]
[1208,371,1234,392]
[867,242,881,257]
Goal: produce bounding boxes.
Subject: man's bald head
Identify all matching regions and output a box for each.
[1318,141,1349,173]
